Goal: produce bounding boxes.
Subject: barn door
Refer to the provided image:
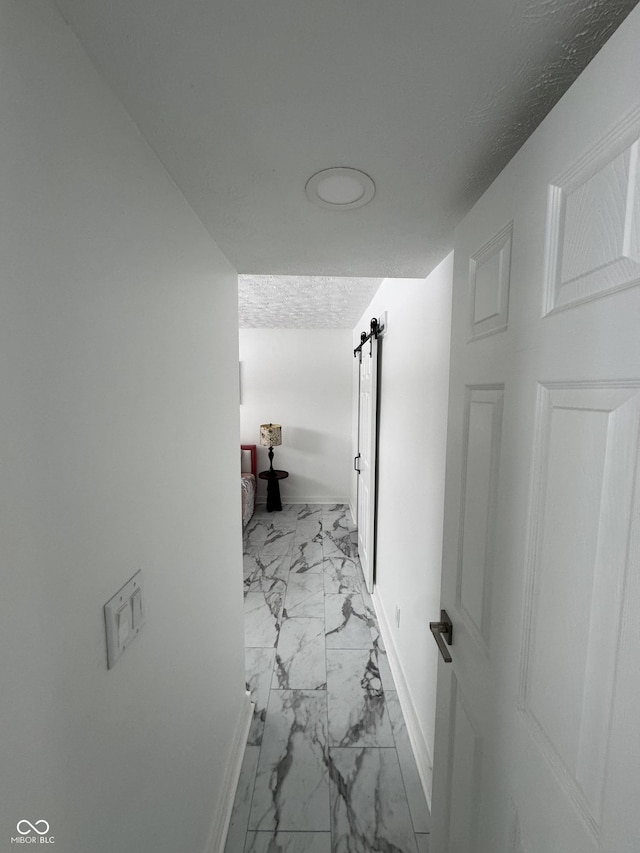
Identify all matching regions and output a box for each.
[430,12,640,852]
[355,320,380,594]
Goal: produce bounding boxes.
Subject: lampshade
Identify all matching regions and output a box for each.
[260,423,282,448]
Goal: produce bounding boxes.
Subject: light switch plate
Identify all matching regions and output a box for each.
[104,570,145,669]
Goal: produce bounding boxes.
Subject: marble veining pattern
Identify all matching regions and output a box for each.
[290,540,324,575]
[245,648,276,746]
[325,592,373,649]
[329,747,420,853]
[326,648,395,747]
[283,571,325,619]
[229,504,430,852]
[244,553,290,594]
[273,618,327,690]
[323,556,362,595]
[244,831,332,853]
[244,591,283,648]
[248,689,330,832]
[261,527,296,558]
[323,527,358,560]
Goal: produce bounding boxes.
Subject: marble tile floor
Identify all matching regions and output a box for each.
[225,504,430,853]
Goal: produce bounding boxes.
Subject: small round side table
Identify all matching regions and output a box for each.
[258,469,289,512]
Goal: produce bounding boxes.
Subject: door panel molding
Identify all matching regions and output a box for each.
[543,106,640,316]
[456,385,505,654]
[468,221,513,341]
[518,380,640,836]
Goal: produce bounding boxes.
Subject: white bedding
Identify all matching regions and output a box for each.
[241,472,256,528]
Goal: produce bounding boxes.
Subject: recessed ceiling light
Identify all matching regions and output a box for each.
[305,167,375,210]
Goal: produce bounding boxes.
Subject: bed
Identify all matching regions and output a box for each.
[241,444,257,527]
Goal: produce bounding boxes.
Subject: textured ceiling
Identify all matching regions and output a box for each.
[54,0,638,279]
[239,275,384,328]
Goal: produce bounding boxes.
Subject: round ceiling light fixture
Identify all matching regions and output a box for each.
[305,167,375,210]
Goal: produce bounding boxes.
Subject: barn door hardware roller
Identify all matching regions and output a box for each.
[430,610,453,662]
[353,317,385,357]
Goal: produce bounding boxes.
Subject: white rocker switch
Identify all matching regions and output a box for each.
[117,601,131,646]
[131,588,144,629]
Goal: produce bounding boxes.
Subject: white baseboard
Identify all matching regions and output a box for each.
[255,497,350,505]
[373,589,433,812]
[204,691,253,853]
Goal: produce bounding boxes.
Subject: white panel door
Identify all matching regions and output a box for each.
[431,11,640,853]
[357,334,378,594]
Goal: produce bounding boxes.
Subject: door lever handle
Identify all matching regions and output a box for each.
[430,610,453,663]
[354,453,361,473]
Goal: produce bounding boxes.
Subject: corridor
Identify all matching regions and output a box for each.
[225,503,430,852]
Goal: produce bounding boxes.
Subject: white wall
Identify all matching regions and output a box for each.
[0,3,247,852]
[239,329,352,503]
[353,255,453,805]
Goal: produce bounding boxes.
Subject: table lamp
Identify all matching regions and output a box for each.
[260,423,282,472]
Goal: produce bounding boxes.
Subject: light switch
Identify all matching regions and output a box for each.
[104,571,145,669]
[131,588,143,629]
[117,602,131,646]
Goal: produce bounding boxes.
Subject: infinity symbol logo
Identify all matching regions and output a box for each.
[17,820,50,836]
